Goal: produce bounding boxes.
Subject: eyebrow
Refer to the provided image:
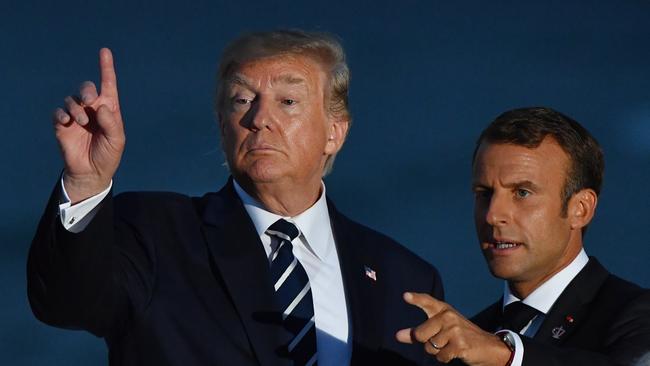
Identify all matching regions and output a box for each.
[506,180,540,191]
[228,75,253,88]
[228,73,307,89]
[471,180,541,191]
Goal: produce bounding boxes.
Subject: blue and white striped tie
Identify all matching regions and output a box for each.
[267,219,317,366]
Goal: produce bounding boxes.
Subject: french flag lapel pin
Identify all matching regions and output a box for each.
[364,266,377,281]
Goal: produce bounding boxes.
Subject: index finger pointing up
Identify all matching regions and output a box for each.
[99,47,119,99]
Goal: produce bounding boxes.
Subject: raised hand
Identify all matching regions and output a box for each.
[53,48,125,203]
[396,292,511,365]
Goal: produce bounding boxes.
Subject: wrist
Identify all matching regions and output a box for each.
[496,331,515,366]
[62,173,111,204]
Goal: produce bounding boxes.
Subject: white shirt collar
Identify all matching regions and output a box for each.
[232,179,331,260]
[503,248,589,314]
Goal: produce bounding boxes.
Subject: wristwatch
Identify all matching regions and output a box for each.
[497,331,516,366]
[498,330,516,351]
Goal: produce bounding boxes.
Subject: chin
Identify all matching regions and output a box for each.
[486,261,521,282]
[241,163,288,184]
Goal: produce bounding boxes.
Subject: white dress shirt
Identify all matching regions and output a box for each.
[59,178,112,233]
[58,178,352,366]
[233,180,351,366]
[501,249,589,366]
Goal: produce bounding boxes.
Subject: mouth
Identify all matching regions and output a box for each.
[245,143,279,154]
[484,239,524,252]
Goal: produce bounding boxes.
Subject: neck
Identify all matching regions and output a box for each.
[508,244,583,299]
[236,177,323,217]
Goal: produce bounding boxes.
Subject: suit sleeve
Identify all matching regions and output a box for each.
[431,265,444,302]
[521,292,650,366]
[27,183,155,338]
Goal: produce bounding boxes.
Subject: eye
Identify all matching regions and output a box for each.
[234,97,252,105]
[281,99,297,106]
[515,189,531,198]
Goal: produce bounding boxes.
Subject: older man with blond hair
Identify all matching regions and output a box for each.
[28,30,443,366]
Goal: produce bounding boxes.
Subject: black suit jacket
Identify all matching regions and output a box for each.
[470,258,650,366]
[28,180,443,366]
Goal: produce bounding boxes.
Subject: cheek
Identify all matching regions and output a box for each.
[473,202,486,222]
[221,124,246,156]
[521,207,567,244]
[286,118,328,150]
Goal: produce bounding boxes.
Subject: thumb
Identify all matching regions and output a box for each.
[395,327,415,344]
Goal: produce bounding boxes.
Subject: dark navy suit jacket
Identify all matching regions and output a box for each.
[28,180,444,365]
[466,258,650,366]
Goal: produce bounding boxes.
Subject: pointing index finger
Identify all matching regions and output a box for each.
[99,47,119,99]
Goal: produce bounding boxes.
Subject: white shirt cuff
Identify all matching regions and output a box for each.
[59,178,112,233]
[505,330,524,366]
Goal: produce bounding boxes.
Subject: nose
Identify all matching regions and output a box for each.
[246,97,274,131]
[484,192,510,227]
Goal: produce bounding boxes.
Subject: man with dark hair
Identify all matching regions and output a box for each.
[28,30,443,366]
[397,107,650,365]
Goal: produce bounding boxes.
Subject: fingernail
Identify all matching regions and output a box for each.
[76,115,87,124]
[404,292,412,301]
[81,94,91,104]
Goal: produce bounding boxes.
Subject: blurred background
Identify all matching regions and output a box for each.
[2,0,649,364]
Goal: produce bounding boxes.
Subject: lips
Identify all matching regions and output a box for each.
[244,142,279,154]
[483,238,524,252]
[492,241,522,249]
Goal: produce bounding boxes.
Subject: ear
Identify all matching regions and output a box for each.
[324,116,349,155]
[568,188,598,230]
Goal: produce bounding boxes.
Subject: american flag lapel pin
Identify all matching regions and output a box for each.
[364,266,377,281]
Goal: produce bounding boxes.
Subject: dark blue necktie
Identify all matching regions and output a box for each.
[501,301,540,333]
[267,219,317,366]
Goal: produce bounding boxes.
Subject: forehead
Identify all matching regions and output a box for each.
[227,55,327,90]
[473,138,570,184]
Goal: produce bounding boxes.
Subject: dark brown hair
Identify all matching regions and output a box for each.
[473,107,604,213]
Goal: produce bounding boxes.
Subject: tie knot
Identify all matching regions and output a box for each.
[266,219,300,242]
[502,301,540,333]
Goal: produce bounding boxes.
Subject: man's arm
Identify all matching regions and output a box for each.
[28,49,134,336]
[397,293,511,366]
[28,183,121,336]
[396,292,650,366]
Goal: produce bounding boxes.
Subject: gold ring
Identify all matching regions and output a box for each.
[429,339,441,350]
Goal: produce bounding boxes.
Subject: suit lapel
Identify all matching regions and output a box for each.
[200,181,290,366]
[533,258,609,345]
[328,200,386,360]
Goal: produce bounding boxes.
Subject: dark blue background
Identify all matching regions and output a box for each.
[2,1,649,364]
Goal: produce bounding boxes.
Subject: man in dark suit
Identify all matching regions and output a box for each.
[396,107,650,365]
[28,30,443,366]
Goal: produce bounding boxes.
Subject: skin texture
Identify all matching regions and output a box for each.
[472,138,595,298]
[396,137,597,364]
[396,292,511,365]
[54,50,349,215]
[54,48,125,204]
[219,55,348,216]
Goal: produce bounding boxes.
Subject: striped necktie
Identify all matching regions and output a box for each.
[267,219,318,366]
